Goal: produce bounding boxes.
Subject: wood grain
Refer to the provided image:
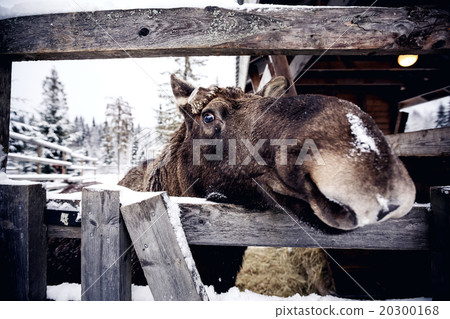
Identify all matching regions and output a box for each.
[121,192,205,301]
[178,202,430,250]
[46,194,430,251]
[0,60,11,170]
[47,225,81,238]
[0,184,47,300]
[385,127,450,157]
[0,6,448,61]
[81,188,131,301]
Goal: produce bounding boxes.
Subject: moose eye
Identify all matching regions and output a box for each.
[203,112,215,124]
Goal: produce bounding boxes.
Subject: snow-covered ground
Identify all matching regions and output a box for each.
[47,282,431,302]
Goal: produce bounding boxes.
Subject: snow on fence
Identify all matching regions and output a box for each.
[7,131,98,182]
[0,180,449,301]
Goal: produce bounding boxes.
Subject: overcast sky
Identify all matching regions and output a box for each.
[3,0,239,128]
[11,57,237,128]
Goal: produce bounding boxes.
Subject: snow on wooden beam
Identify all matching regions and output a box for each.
[0,6,448,61]
[8,153,72,166]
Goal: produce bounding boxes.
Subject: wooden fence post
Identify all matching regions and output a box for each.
[430,186,450,301]
[36,145,42,174]
[81,187,131,301]
[0,183,47,300]
[0,59,12,172]
[121,192,207,301]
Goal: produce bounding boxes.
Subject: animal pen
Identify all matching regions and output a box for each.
[0,4,450,301]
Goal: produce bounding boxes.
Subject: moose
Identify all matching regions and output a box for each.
[119,74,415,292]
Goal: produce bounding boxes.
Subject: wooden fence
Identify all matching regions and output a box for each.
[0,183,449,300]
[0,4,449,302]
[7,131,98,187]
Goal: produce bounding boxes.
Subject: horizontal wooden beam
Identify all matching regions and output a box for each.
[386,127,450,157]
[179,202,430,250]
[44,199,430,250]
[0,6,448,61]
[47,225,81,238]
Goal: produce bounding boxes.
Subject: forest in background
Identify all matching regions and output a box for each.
[8,57,208,176]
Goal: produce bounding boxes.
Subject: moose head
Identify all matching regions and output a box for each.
[144,74,415,230]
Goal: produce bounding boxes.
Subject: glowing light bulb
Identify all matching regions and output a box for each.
[398,55,418,67]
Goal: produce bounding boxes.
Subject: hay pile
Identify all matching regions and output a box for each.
[236,247,334,297]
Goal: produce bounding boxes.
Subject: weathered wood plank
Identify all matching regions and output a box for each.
[385,127,450,157]
[45,197,430,250]
[121,192,206,301]
[0,183,47,300]
[178,201,430,250]
[430,186,450,300]
[0,59,11,171]
[47,225,81,238]
[81,187,131,301]
[270,55,297,96]
[0,6,448,61]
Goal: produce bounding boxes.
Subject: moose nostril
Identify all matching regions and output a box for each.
[377,204,400,221]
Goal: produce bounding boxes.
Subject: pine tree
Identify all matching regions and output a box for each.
[101,120,115,165]
[155,57,206,146]
[37,68,72,173]
[9,108,42,173]
[435,103,450,128]
[104,97,134,177]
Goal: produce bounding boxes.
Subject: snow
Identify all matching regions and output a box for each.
[46,283,81,301]
[0,0,379,20]
[84,183,164,207]
[171,196,217,205]
[46,200,79,212]
[0,0,240,19]
[47,192,82,201]
[120,189,163,207]
[403,96,450,132]
[376,194,389,212]
[413,202,431,209]
[163,193,209,300]
[46,283,154,301]
[346,113,380,156]
[0,171,41,185]
[46,283,431,302]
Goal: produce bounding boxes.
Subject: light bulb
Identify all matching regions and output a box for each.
[398,55,418,67]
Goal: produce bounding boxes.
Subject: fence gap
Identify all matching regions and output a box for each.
[0,183,47,300]
[430,186,450,300]
[81,187,131,301]
[0,59,12,171]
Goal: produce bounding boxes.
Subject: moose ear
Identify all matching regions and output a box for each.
[170,74,195,106]
[256,76,288,98]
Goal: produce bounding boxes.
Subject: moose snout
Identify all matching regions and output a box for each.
[377,204,400,221]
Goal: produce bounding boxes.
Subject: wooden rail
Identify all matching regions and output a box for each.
[0,6,448,61]
[48,198,430,251]
[7,131,98,181]
[385,127,450,157]
[2,183,449,300]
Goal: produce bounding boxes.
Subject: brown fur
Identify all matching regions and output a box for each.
[119,74,415,293]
